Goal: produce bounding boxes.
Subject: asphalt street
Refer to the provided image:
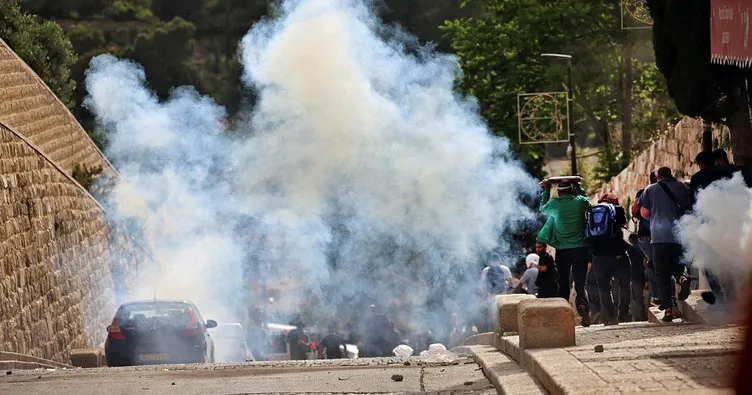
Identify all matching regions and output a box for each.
[0,356,497,395]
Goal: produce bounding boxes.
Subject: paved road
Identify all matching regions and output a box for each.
[0,357,497,395]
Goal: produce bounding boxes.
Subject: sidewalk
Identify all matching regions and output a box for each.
[489,322,742,394]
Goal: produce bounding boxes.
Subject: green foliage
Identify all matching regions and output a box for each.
[126,17,197,98]
[593,145,622,186]
[71,163,104,192]
[68,24,106,54]
[0,0,77,108]
[151,0,204,21]
[104,0,154,22]
[443,0,678,180]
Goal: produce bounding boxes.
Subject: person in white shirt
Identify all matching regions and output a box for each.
[515,254,540,295]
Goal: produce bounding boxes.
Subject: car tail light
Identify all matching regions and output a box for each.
[184,310,199,337]
[109,318,125,340]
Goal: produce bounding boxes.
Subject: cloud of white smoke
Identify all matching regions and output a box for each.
[85,0,539,341]
[677,173,752,278]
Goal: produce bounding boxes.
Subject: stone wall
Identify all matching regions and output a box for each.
[0,39,112,175]
[0,121,121,364]
[595,118,731,226]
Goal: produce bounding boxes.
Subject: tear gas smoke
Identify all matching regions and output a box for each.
[85,0,538,342]
[678,173,752,278]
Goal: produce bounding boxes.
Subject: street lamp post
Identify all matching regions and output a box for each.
[541,53,577,175]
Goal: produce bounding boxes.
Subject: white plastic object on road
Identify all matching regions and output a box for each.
[428,343,447,352]
[392,344,414,359]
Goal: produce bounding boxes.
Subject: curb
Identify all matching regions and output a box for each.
[0,352,72,369]
[455,345,546,395]
[0,360,61,370]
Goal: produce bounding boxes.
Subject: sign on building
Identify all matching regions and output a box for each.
[517,92,569,145]
[711,0,752,66]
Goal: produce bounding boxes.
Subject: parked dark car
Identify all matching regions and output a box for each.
[105,300,217,366]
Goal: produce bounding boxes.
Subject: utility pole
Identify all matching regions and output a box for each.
[621,37,634,166]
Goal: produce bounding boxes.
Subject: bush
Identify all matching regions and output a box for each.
[0,0,77,107]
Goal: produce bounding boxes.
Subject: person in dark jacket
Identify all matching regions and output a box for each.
[588,193,630,325]
[533,242,559,298]
[625,234,647,321]
[320,324,348,359]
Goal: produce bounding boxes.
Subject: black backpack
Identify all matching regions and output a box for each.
[585,203,618,242]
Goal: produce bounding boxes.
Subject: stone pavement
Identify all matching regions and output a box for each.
[494,322,742,394]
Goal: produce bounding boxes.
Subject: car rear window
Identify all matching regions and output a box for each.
[117,302,193,323]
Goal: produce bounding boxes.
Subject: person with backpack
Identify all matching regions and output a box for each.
[537,179,592,326]
[639,167,692,321]
[585,193,630,325]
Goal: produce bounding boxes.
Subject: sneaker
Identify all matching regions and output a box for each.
[589,311,602,325]
[671,303,683,319]
[677,273,692,301]
[618,312,632,323]
[701,291,716,305]
[580,313,591,327]
[661,308,676,322]
[650,297,661,306]
[604,315,619,326]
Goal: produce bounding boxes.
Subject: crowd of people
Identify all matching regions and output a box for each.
[480,149,740,326]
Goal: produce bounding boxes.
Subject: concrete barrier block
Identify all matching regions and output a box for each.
[70,348,102,368]
[495,294,537,336]
[518,298,575,350]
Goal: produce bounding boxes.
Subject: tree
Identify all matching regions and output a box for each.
[0,0,77,108]
[126,17,198,98]
[647,0,752,165]
[443,0,678,180]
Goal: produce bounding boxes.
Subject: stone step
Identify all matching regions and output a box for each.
[456,345,546,395]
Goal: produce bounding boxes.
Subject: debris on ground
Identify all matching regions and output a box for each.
[594,345,604,353]
[391,374,404,382]
[5,371,10,376]
[464,381,474,385]
[417,343,461,363]
[393,345,414,359]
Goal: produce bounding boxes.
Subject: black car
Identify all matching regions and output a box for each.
[105,300,217,366]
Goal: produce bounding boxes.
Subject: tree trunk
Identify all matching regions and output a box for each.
[620,38,634,167]
[729,81,752,167]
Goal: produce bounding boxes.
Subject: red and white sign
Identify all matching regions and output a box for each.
[711,0,752,66]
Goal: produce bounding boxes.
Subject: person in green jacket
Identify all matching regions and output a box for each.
[537,179,593,327]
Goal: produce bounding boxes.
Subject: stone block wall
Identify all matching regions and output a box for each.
[0,39,112,175]
[0,122,123,364]
[595,118,731,228]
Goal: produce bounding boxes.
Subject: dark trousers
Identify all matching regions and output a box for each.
[705,269,735,304]
[629,253,647,321]
[652,243,685,310]
[556,247,589,315]
[586,270,600,314]
[592,255,631,319]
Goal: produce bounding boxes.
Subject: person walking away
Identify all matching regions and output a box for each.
[586,193,630,325]
[690,151,736,306]
[320,324,348,359]
[625,234,648,321]
[287,319,311,360]
[639,167,692,321]
[515,254,540,294]
[533,243,559,298]
[712,149,739,177]
[537,179,593,326]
